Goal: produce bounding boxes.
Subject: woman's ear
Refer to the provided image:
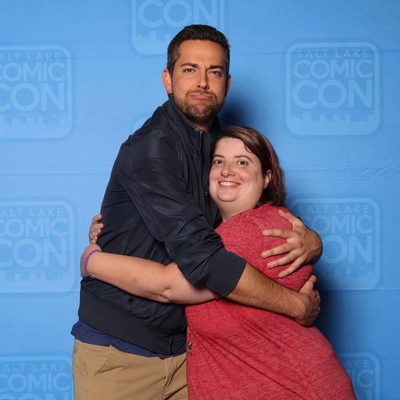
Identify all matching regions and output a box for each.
[162,69,173,94]
[264,170,272,189]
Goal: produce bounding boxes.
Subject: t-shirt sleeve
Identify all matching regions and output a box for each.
[216,209,313,291]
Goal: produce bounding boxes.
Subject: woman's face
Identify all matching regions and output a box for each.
[209,137,270,221]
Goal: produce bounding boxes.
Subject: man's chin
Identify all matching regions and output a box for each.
[192,102,222,118]
[187,111,217,126]
[190,100,214,111]
[175,97,223,125]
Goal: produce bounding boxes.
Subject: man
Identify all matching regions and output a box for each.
[72,25,322,400]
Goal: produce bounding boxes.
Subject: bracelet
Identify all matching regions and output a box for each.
[84,249,100,278]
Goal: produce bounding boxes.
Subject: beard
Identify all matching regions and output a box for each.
[174,91,225,128]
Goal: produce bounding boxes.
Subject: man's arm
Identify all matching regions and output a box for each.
[89,212,322,279]
[117,131,246,297]
[227,263,320,326]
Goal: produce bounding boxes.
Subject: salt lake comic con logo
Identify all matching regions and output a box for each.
[339,353,380,400]
[286,42,379,136]
[0,356,72,399]
[0,200,74,293]
[0,46,72,139]
[289,198,379,290]
[131,0,225,55]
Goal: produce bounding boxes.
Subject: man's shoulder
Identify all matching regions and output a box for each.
[113,110,184,167]
[125,104,181,145]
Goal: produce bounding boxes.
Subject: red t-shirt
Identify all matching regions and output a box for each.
[185,204,356,400]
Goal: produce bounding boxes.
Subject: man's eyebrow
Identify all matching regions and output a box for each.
[179,62,226,71]
[180,62,199,68]
[209,64,225,70]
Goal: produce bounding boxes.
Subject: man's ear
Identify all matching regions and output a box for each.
[162,69,173,94]
[225,74,232,97]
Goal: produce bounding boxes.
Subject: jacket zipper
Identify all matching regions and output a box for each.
[197,129,210,207]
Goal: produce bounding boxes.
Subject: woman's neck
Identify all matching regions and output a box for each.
[220,208,245,222]
[220,203,266,222]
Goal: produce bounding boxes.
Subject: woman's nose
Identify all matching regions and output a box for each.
[221,164,234,176]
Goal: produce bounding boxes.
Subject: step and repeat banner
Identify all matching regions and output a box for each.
[1,1,399,399]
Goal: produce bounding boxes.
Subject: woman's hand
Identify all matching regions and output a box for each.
[262,209,322,278]
[89,214,103,244]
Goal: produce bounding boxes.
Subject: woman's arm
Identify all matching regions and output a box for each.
[80,243,214,305]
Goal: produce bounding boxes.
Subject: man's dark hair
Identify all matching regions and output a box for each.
[167,24,230,74]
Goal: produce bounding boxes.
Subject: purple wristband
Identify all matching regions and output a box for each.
[84,249,100,278]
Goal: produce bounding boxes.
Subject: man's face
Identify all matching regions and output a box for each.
[162,40,231,130]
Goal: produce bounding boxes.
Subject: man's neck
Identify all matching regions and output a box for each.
[193,122,213,132]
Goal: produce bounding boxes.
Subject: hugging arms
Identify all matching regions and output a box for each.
[82,209,321,326]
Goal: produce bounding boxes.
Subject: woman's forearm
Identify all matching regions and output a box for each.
[81,247,213,304]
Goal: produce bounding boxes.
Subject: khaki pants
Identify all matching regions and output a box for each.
[73,339,188,400]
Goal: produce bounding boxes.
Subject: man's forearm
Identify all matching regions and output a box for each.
[226,263,305,319]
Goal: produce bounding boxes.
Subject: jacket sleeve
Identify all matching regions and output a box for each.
[115,129,246,297]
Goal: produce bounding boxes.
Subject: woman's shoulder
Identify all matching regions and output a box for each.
[216,205,292,244]
[229,204,293,231]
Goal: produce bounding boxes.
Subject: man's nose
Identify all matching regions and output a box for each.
[197,71,209,90]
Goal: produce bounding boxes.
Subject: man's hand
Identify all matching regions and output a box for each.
[294,275,321,326]
[262,209,322,278]
[89,214,103,244]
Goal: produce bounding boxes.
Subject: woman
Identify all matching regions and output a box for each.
[82,126,355,399]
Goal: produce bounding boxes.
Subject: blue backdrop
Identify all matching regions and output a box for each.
[1,1,399,399]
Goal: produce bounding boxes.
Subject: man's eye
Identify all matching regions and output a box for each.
[210,70,222,76]
[184,68,195,73]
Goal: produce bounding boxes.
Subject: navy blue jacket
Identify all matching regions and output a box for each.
[78,98,246,355]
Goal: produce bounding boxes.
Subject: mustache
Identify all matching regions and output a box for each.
[187,90,216,97]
